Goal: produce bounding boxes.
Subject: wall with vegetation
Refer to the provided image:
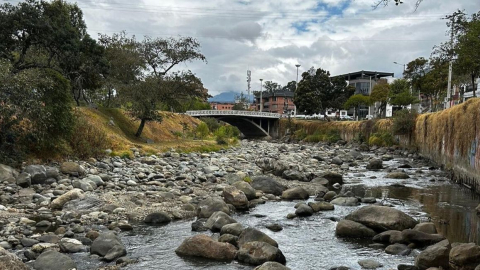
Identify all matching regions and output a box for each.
[281,98,480,193]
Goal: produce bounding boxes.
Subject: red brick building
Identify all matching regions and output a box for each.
[255,91,295,114]
[210,102,235,110]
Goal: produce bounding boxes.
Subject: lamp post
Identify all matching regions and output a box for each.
[259,79,263,112]
[294,64,300,116]
[393,61,406,74]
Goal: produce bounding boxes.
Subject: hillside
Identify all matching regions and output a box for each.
[76,107,219,156]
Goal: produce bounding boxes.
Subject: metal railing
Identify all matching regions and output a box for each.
[185,110,281,119]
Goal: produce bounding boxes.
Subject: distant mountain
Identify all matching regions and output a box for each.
[208,91,254,103]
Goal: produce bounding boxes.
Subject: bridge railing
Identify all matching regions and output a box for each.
[185,110,280,119]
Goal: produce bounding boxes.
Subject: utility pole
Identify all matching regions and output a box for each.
[246,70,251,108]
[447,15,454,107]
[295,64,300,116]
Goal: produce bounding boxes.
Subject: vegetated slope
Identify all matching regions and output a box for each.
[76,107,213,154]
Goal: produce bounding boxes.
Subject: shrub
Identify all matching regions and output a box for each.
[69,113,110,159]
[294,129,308,140]
[200,117,221,132]
[368,132,395,147]
[214,125,240,145]
[195,122,209,139]
[172,131,183,138]
[243,176,252,183]
[392,109,418,135]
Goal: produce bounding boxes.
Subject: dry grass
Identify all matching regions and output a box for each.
[75,107,217,156]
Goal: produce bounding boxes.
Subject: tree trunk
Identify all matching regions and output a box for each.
[472,73,477,98]
[135,118,147,137]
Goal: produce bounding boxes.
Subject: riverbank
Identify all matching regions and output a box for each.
[0,140,479,269]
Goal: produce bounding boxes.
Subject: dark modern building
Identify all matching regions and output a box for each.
[333,70,394,118]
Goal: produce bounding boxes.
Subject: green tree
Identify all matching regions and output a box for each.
[456,18,480,98]
[389,79,418,107]
[404,57,428,94]
[195,122,209,139]
[294,67,354,119]
[233,92,250,110]
[344,94,372,119]
[282,81,297,92]
[263,81,282,93]
[370,80,390,118]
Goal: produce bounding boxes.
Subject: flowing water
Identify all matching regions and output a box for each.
[74,159,480,270]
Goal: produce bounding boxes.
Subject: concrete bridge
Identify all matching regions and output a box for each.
[185,110,280,138]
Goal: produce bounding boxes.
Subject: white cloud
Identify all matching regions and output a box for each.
[75,0,480,95]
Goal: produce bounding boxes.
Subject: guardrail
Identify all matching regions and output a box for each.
[185,110,281,119]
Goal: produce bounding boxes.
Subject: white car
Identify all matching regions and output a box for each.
[340,115,353,120]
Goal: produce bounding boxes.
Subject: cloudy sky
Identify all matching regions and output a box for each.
[73,0,479,96]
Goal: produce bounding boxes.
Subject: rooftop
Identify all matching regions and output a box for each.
[333,70,394,81]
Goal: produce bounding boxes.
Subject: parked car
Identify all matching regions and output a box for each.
[366,115,374,120]
[340,115,353,120]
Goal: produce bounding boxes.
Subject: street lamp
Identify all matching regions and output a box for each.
[259,79,263,112]
[393,61,406,73]
[295,64,301,86]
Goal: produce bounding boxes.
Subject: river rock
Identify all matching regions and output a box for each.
[72,179,97,191]
[205,211,237,232]
[175,234,236,261]
[90,231,126,262]
[237,241,286,266]
[449,243,480,270]
[282,170,307,181]
[59,238,84,253]
[0,164,18,183]
[321,172,343,185]
[323,191,337,201]
[144,212,171,225]
[223,186,249,210]
[60,162,85,176]
[373,230,405,244]
[220,223,244,236]
[336,220,376,238]
[345,205,418,231]
[295,204,313,216]
[16,173,31,187]
[331,197,359,206]
[386,172,410,179]
[24,165,47,184]
[218,234,238,246]
[401,229,445,247]
[308,201,334,212]
[385,243,411,255]
[50,189,85,209]
[415,239,450,270]
[232,181,257,200]
[197,197,230,218]
[413,222,437,234]
[358,259,383,269]
[254,261,291,270]
[33,250,76,270]
[238,227,278,248]
[266,223,283,232]
[251,176,287,196]
[366,159,383,170]
[281,187,309,200]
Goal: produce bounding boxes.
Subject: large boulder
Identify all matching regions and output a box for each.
[24,165,47,185]
[60,162,85,176]
[385,243,411,255]
[50,189,85,210]
[336,220,376,238]
[449,243,480,270]
[414,222,438,234]
[254,261,291,270]
[251,176,287,196]
[90,231,126,262]
[144,212,171,225]
[281,187,309,200]
[345,205,418,231]
[238,228,278,248]
[0,247,29,270]
[205,211,237,232]
[223,186,249,210]
[0,164,18,183]
[197,197,230,218]
[33,250,76,270]
[16,173,31,188]
[401,229,445,247]
[175,234,236,261]
[330,197,359,206]
[282,170,307,182]
[237,241,286,266]
[366,159,383,170]
[308,201,334,212]
[232,181,257,200]
[415,239,451,270]
[72,179,97,192]
[221,223,244,236]
[295,204,313,216]
[255,158,289,176]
